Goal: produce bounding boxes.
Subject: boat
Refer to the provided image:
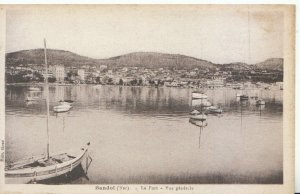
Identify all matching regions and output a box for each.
[54,104,72,113]
[5,143,90,184]
[206,106,223,114]
[5,39,91,184]
[189,118,208,127]
[190,109,200,115]
[190,113,207,121]
[192,91,208,99]
[28,87,41,91]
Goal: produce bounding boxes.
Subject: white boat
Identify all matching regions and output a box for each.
[5,39,91,184]
[190,109,200,115]
[28,87,41,91]
[54,104,72,113]
[190,113,207,121]
[206,106,223,114]
[192,91,208,99]
[189,118,208,127]
[5,143,90,184]
[236,93,242,97]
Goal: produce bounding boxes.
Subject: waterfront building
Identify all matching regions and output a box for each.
[53,65,65,82]
[78,69,85,81]
[207,78,225,88]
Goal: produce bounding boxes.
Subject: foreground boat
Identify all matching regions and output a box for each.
[5,39,90,184]
[5,143,90,184]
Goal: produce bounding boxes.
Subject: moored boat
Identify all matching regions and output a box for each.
[5,39,91,184]
[189,118,208,127]
[190,109,200,115]
[190,113,207,121]
[192,91,208,99]
[54,104,72,113]
[5,143,90,184]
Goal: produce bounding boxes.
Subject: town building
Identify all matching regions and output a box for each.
[52,65,65,82]
[78,69,85,81]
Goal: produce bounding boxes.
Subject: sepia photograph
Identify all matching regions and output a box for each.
[0,4,295,193]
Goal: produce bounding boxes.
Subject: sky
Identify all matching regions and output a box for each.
[6,5,284,64]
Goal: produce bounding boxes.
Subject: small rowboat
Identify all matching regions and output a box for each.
[190,113,207,121]
[5,143,90,184]
[192,91,208,99]
[53,104,72,113]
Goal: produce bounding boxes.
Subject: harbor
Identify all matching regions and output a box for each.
[5,85,283,184]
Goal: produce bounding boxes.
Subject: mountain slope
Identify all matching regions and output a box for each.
[6,49,283,71]
[98,52,217,70]
[6,49,99,67]
[253,58,283,71]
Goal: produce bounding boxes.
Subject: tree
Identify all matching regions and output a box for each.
[119,79,124,85]
[48,77,56,83]
[138,79,143,86]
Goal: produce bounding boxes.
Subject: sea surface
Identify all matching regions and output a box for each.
[5,85,283,184]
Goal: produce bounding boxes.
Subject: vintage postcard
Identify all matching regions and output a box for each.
[0,4,295,194]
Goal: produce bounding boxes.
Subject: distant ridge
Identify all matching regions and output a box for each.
[6,49,283,71]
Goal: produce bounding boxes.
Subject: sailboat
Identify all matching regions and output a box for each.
[5,39,91,184]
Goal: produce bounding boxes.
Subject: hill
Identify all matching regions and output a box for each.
[97,52,217,70]
[6,49,283,71]
[6,49,99,67]
[253,58,283,71]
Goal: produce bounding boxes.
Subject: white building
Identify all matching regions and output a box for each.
[207,79,225,88]
[53,65,65,82]
[78,69,85,81]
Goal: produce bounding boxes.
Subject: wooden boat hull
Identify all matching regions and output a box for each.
[5,146,88,184]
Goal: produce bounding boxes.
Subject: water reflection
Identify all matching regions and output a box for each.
[5,85,283,184]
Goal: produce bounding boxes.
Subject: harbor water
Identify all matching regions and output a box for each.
[5,85,283,184]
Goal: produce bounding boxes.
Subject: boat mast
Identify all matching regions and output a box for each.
[44,38,50,160]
